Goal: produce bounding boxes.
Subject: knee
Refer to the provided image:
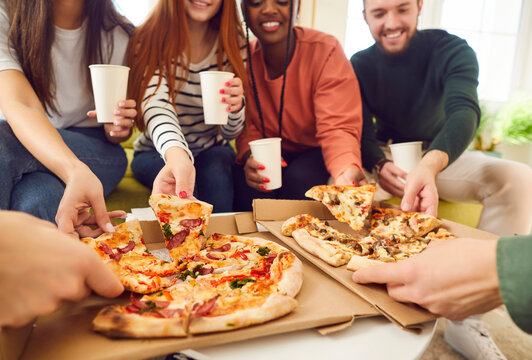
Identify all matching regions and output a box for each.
[485,161,532,198]
[198,146,235,172]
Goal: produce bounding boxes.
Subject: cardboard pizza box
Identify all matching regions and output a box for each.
[252,199,499,331]
[0,213,379,360]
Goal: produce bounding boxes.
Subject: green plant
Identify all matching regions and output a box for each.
[472,102,498,151]
[494,94,532,146]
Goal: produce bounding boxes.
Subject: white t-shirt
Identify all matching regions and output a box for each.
[0,2,129,128]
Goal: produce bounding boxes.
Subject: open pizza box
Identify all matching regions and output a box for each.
[251,198,500,332]
[0,213,380,360]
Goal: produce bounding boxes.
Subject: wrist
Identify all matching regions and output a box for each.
[165,146,192,164]
[373,158,391,176]
[419,150,449,177]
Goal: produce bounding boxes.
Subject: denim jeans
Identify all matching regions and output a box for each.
[233,147,330,211]
[0,121,127,223]
[131,144,236,213]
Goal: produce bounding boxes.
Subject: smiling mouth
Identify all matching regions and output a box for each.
[383,30,404,39]
[191,0,210,8]
[261,21,281,32]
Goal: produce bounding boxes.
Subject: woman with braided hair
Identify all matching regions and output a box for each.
[234,0,367,211]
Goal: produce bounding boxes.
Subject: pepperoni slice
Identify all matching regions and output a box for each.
[179,218,203,228]
[210,243,231,252]
[130,296,149,309]
[206,253,222,260]
[155,309,182,318]
[99,242,113,255]
[166,229,190,250]
[191,296,219,318]
[117,241,135,254]
[199,266,214,275]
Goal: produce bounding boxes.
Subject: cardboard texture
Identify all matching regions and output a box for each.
[1,214,379,360]
[254,199,499,330]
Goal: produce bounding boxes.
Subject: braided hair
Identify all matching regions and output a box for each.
[243,0,295,139]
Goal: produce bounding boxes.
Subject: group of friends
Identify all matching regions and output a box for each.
[0,0,531,356]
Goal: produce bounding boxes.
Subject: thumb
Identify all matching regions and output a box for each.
[85,253,124,297]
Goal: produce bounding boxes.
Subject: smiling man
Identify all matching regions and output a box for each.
[351,0,532,359]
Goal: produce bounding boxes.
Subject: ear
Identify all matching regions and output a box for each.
[418,0,424,13]
[363,9,368,24]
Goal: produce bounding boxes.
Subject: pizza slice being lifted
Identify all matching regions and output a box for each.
[149,194,213,263]
[369,207,441,243]
[305,184,376,231]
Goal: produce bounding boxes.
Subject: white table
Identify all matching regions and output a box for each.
[183,318,437,360]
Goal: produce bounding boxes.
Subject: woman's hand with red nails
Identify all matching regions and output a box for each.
[244,156,269,192]
[335,166,367,186]
[222,77,244,113]
[88,99,137,144]
[152,147,195,198]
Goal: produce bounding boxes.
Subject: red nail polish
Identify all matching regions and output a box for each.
[225,81,230,86]
[258,165,265,170]
[281,160,288,166]
[260,185,266,191]
[221,97,226,103]
[227,106,231,111]
[352,181,359,186]
[219,89,225,94]
[263,177,270,183]
[179,191,187,199]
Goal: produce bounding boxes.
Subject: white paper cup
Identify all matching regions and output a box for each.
[89,64,130,123]
[389,141,423,173]
[249,138,282,190]
[199,71,235,125]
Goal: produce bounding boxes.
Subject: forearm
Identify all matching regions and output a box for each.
[419,149,449,177]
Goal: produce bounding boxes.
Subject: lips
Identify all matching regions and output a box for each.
[260,20,281,32]
[190,0,210,9]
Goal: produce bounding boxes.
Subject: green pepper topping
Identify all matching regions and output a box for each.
[138,301,161,314]
[256,247,270,256]
[178,264,204,280]
[229,277,256,289]
[199,229,205,236]
[162,223,173,240]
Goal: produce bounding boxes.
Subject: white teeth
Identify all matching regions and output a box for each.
[192,0,208,6]
[385,32,401,38]
[262,21,280,28]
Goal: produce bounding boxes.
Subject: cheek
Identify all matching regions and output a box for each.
[212,0,223,13]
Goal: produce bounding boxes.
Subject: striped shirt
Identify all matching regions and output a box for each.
[134,40,245,163]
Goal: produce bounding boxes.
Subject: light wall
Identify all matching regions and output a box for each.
[299,0,349,45]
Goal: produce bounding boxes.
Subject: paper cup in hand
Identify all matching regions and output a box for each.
[249,138,282,190]
[389,141,423,173]
[89,64,130,123]
[199,71,235,125]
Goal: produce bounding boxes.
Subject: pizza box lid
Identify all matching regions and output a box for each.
[0,213,379,360]
[252,198,499,331]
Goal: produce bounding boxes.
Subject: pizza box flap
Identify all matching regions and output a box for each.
[1,214,379,360]
[254,199,500,330]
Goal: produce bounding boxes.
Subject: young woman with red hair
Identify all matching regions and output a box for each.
[128,0,247,212]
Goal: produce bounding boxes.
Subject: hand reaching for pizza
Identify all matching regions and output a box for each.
[152,147,196,198]
[377,161,407,197]
[334,166,368,186]
[0,211,124,327]
[74,209,127,238]
[88,99,137,144]
[352,238,503,321]
[55,163,116,238]
[401,164,439,216]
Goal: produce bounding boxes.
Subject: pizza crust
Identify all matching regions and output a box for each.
[346,254,385,271]
[188,293,297,334]
[92,305,187,338]
[291,229,353,267]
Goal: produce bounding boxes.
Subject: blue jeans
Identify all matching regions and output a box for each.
[0,121,127,223]
[233,147,330,211]
[131,145,236,213]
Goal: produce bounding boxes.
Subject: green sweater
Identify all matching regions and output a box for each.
[497,235,532,334]
[350,30,481,170]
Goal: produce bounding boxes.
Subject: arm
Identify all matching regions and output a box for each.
[497,235,532,333]
[314,42,364,184]
[0,69,114,235]
[141,73,195,197]
[426,40,480,166]
[0,211,123,327]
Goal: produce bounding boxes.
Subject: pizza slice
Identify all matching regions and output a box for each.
[81,219,178,294]
[369,207,441,243]
[92,282,193,338]
[149,194,213,263]
[305,184,376,231]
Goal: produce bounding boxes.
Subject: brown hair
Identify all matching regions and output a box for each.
[5,0,133,115]
[127,0,248,131]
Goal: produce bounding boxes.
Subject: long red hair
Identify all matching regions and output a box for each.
[127,0,247,131]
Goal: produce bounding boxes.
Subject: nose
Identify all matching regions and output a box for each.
[384,12,400,30]
[261,0,279,14]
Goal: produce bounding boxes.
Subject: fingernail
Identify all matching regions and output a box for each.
[118,101,125,107]
[179,190,187,199]
[258,165,265,170]
[352,181,359,186]
[260,185,266,191]
[227,106,231,111]
[219,89,225,94]
[105,223,115,233]
[263,177,270,183]
[225,81,230,86]
[402,202,411,211]
[113,109,120,115]
[221,97,226,103]
[281,160,288,166]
